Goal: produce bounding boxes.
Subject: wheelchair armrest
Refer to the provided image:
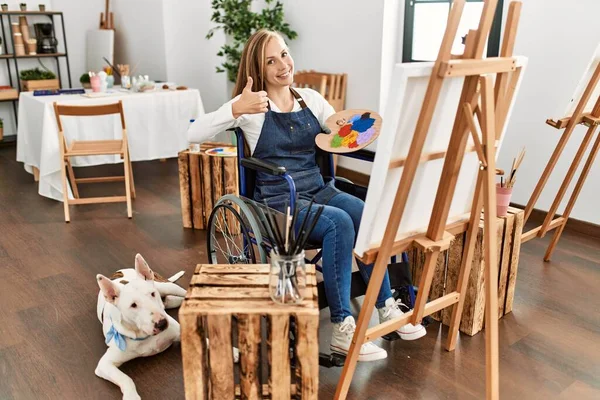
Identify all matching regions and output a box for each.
[241,157,287,176]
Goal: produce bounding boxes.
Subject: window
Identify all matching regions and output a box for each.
[403,0,503,62]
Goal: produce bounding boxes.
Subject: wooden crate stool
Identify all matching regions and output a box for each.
[408,207,524,336]
[180,264,319,399]
[178,142,239,230]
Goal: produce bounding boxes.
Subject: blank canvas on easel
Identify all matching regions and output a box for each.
[557,42,600,120]
[355,56,528,259]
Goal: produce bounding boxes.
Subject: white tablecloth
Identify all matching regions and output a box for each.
[16,87,204,201]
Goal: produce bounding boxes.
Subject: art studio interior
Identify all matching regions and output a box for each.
[1,0,599,399]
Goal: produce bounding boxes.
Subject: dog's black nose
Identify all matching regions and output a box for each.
[155,318,168,331]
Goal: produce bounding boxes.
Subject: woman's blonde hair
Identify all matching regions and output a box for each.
[232,29,286,98]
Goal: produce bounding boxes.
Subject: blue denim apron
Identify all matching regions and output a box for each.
[252,88,340,212]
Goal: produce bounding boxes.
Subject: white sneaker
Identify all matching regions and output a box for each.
[378,297,427,341]
[330,316,387,362]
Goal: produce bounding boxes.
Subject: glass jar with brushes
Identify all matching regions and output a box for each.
[263,198,323,304]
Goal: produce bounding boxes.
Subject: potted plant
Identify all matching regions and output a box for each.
[206,0,297,88]
[20,67,58,91]
[1,4,8,12]
[79,72,91,89]
[20,3,26,11]
[39,4,45,11]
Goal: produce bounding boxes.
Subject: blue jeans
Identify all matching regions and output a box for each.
[295,192,393,323]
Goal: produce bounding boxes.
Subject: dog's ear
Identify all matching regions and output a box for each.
[135,253,154,281]
[97,274,120,304]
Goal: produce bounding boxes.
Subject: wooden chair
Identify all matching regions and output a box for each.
[53,100,135,222]
[294,70,347,112]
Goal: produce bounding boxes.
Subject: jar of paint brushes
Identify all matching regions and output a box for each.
[269,250,306,304]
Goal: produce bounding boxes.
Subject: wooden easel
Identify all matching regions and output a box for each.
[334,1,523,399]
[522,62,600,261]
[100,0,114,30]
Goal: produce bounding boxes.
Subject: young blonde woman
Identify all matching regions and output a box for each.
[188,29,425,362]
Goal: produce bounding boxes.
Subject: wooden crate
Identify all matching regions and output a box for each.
[178,142,239,230]
[21,79,60,91]
[179,264,319,400]
[408,207,524,336]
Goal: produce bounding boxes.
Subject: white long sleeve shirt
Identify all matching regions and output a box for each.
[187,88,336,155]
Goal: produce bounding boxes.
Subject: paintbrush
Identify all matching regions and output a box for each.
[291,198,315,255]
[263,201,284,254]
[297,205,324,252]
[507,147,526,188]
[103,57,121,77]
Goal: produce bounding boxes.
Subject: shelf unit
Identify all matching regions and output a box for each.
[0,10,72,145]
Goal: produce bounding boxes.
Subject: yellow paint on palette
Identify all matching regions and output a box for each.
[342,130,359,147]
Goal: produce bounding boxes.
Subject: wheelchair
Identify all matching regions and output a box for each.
[205,128,421,367]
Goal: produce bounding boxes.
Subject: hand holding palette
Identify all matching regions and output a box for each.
[315,109,382,153]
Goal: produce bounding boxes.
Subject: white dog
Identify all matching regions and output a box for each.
[95,254,187,400]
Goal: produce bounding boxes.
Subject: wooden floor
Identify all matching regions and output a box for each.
[1,146,599,400]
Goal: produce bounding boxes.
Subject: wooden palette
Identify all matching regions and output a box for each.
[315,109,382,153]
[205,146,237,157]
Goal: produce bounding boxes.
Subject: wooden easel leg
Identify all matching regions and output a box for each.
[446,170,484,351]
[333,249,389,399]
[411,250,441,323]
[539,124,597,237]
[544,130,600,261]
[481,75,499,400]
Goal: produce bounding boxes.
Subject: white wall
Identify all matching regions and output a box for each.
[52,0,102,85]
[162,0,228,113]
[498,0,600,224]
[112,0,168,82]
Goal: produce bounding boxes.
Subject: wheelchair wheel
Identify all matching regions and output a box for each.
[207,195,268,264]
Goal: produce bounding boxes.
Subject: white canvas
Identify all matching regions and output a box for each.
[557,42,600,119]
[86,30,115,74]
[354,56,528,258]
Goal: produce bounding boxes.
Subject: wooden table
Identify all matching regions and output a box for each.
[179,264,319,399]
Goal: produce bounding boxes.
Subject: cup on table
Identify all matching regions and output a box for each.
[90,76,101,92]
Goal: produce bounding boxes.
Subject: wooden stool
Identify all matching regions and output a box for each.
[179,264,319,399]
[178,142,238,230]
[408,207,524,336]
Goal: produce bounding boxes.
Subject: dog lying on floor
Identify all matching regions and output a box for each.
[95,254,187,400]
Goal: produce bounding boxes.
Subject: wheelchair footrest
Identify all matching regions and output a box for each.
[382,331,401,341]
[319,352,346,368]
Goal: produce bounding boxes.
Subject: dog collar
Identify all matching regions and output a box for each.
[106,317,151,351]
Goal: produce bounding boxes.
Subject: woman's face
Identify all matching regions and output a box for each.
[263,36,294,89]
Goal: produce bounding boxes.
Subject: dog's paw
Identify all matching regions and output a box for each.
[123,391,141,400]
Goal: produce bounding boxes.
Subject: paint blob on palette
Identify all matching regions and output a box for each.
[316,109,382,153]
[205,146,237,157]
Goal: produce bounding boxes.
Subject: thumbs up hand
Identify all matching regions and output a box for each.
[232,76,269,118]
